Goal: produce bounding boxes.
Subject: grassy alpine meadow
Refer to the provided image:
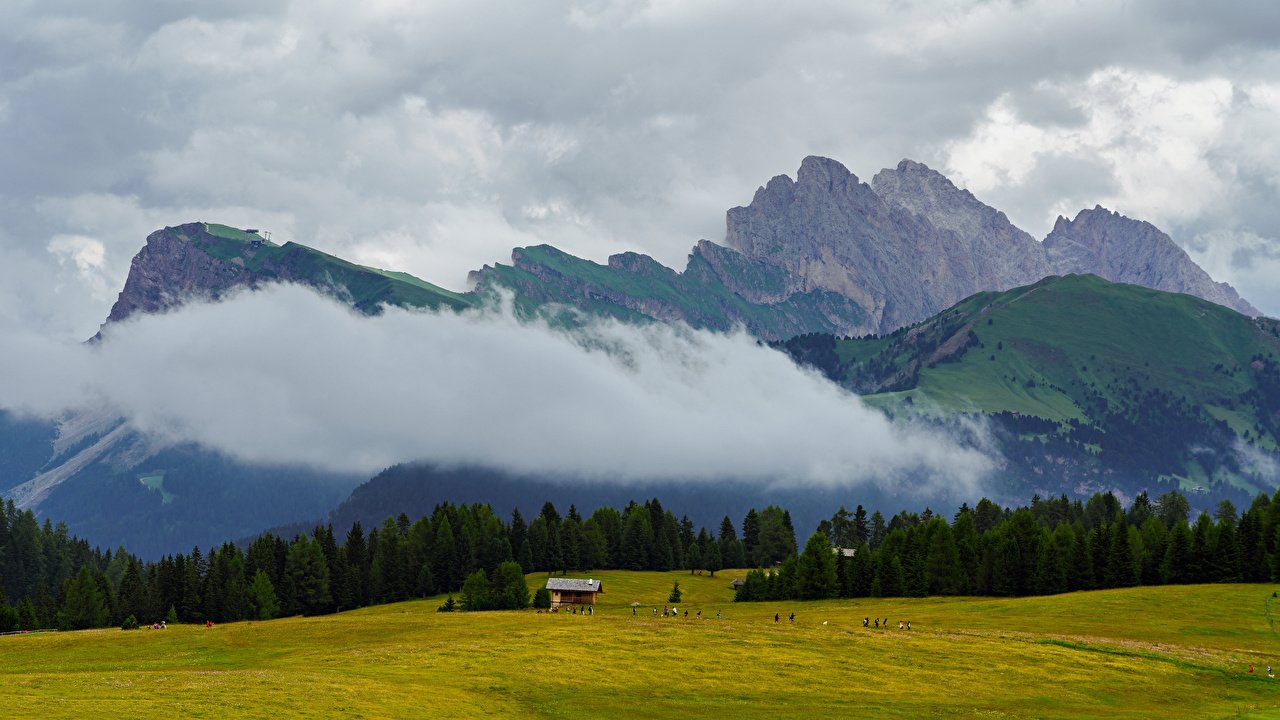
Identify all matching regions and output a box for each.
[4,571,1280,718]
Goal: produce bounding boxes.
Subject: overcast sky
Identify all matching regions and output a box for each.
[4,0,1280,339]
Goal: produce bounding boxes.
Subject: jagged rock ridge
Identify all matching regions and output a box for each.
[474,156,1260,338]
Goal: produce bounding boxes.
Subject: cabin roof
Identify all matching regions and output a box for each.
[545,578,601,592]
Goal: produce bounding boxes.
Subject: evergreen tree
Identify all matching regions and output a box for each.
[706,542,723,578]
[461,570,491,611]
[795,532,838,600]
[344,522,370,606]
[248,569,279,620]
[853,505,870,546]
[668,581,682,604]
[1161,523,1192,584]
[432,517,460,591]
[686,542,702,574]
[924,520,962,595]
[741,509,760,561]
[284,536,332,616]
[58,566,109,630]
[489,561,529,610]
[869,510,887,548]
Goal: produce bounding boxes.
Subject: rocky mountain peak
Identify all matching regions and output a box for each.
[796,155,856,189]
[102,223,254,330]
[1044,206,1259,316]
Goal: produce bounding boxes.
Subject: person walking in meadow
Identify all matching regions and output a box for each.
[874,618,879,628]
[789,612,795,623]
[906,621,911,631]
[775,613,780,623]
[716,610,721,620]
[898,620,904,629]
[863,617,868,627]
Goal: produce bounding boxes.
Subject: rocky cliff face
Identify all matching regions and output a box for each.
[723,156,1046,333]
[104,225,256,327]
[472,155,1262,338]
[1043,207,1260,316]
[871,159,1051,289]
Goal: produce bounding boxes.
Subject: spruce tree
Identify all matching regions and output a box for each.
[58,567,108,630]
[284,537,332,616]
[686,543,702,574]
[248,569,279,620]
[706,542,723,578]
[796,532,838,600]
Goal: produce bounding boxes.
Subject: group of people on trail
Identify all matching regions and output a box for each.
[772,612,797,623]
[568,605,593,615]
[651,606,718,620]
[863,617,910,630]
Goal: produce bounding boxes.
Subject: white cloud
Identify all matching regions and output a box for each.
[3,0,1280,342]
[0,285,994,493]
[945,68,1236,234]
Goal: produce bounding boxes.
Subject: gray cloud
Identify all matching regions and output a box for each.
[2,0,1280,347]
[0,286,993,493]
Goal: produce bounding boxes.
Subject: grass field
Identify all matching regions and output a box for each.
[4,571,1279,718]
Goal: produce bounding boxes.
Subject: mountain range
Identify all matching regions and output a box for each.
[0,156,1273,556]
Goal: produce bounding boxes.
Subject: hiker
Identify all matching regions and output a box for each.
[684,610,688,619]
[653,607,657,616]
[898,620,903,629]
[906,621,911,630]
[874,618,879,628]
[775,613,780,623]
[789,612,795,623]
[1250,665,1255,674]
[633,607,636,616]
[863,617,868,627]
[716,610,721,620]
[696,610,701,620]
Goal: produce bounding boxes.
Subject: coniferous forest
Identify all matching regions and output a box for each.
[2,489,1280,631]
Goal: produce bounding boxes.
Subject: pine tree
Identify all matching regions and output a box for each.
[489,561,529,610]
[795,532,838,600]
[284,536,332,616]
[668,581,682,604]
[58,566,109,630]
[248,569,279,620]
[1161,523,1192,584]
[686,542,702,574]
[924,521,962,595]
[706,542,723,578]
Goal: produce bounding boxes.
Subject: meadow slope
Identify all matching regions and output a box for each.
[3,571,1279,718]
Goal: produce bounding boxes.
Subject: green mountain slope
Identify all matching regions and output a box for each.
[472,242,867,340]
[194,223,475,313]
[781,275,1280,496]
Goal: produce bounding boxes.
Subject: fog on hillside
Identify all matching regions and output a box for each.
[0,285,993,494]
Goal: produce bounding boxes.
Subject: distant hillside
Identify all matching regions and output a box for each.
[103,222,473,330]
[778,274,1280,499]
[474,157,1259,339]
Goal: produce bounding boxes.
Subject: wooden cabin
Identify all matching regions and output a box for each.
[545,578,602,608]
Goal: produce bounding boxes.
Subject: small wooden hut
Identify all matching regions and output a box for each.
[545,578,602,608]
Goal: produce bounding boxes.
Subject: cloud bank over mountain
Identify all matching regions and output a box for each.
[0,285,992,493]
[3,0,1279,343]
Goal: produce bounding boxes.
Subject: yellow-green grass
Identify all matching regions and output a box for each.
[4,571,1280,718]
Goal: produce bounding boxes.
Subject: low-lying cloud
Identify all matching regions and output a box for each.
[0,285,993,494]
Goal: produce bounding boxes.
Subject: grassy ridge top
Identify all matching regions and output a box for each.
[4,571,1279,718]
[190,222,476,313]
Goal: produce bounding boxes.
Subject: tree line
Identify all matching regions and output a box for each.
[735,490,1280,602]
[5,487,1280,630]
[0,497,792,629]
